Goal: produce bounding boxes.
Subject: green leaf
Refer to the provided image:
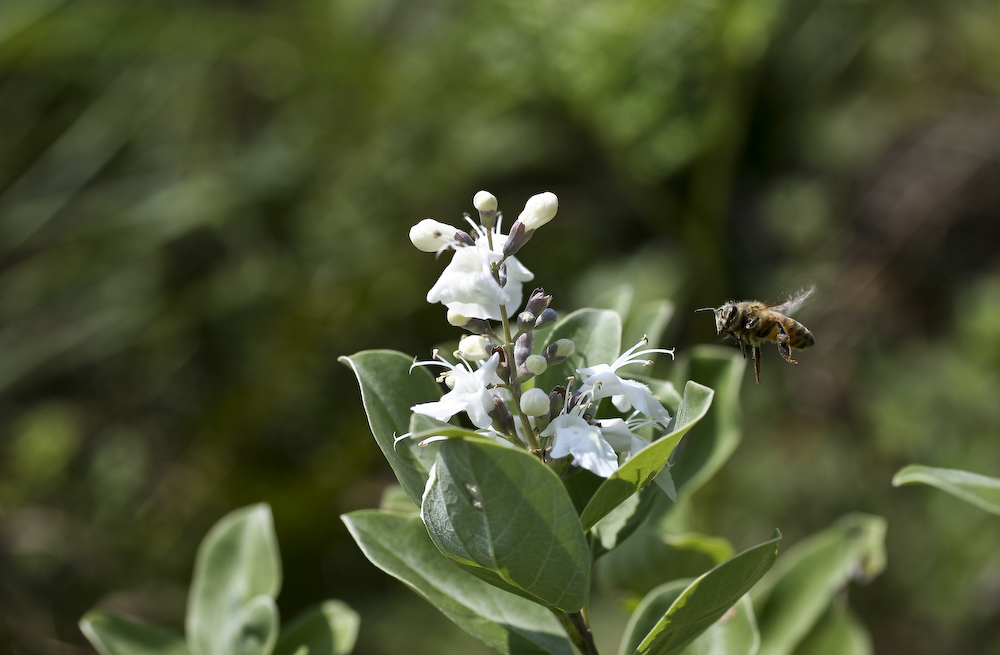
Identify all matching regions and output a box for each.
[408,413,483,442]
[187,504,282,655]
[621,593,759,655]
[79,611,189,655]
[421,438,590,611]
[667,347,745,503]
[791,604,871,655]
[892,464,1000,515]
[752,514,886,655]
[674,595,759,655]
[274,601,360,655]
[624,531,781,655]
[597,531,734,597]
[342,510,575,655]
[534,309,622,393]
[590,484,662,558]
[620,300,675,377]
[339,350,444,504]
[379,484,419,514]
[580,381,714,531]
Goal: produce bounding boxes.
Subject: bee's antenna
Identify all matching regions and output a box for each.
[694,307,717,313]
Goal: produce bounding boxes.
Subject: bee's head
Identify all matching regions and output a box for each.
[695,302,739,335]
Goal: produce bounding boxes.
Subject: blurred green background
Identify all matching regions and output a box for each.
[2,0,1000,653]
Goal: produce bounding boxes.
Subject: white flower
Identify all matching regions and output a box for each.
[458,335,491,361]
[410,353,500,429]
[596,417,652,455]
[409,219,461,253]
[542,407,618,478]
[517,192,558,230]
[426,228,533,321]
[577,338,674,426]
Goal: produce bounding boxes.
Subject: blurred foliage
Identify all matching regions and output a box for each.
[1,0,999,653]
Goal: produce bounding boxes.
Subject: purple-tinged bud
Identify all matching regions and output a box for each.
[497,262,508,288]
[548,387,567,420]
[501,220,530,258]
[534,308,558,330]
[489,394,515,435]
[447,309,492,334]
[514,332,534,368]
[524,288,552,316]
[517,311,536,333]
[455,230,477,247]
[543,338,575,365]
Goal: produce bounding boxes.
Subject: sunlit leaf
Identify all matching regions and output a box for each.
[422,438,590,611]
[580,381,713,531]
[339,350,444,504]
[342,510,575,655]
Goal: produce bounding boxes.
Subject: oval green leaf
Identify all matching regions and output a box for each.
[534,309,622,393]
[421,438,591,611]
[627,530,781,655]
[580,381,714,531]
[892,464,1000,515]
[752,514,885,655]
[620,590,759,655]
[342,510,576,655]
[339,350,444,504]
[79,611,189,655]
[273,600,360,655]
[187,504,282,655]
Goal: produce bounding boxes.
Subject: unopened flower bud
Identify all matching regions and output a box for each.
[489,394,515,434]
[524,288,552,316]
[455,230,477,247]
[520,388,551,417]
[518,192,558,230]
[473,190,498,212]
[458,335,491,360]
[502,220,529,258]
[474,190,499,229]
[525,355,547,376]
[514,332,534,368]
[447,309,491,334]
[534,308,558,330]
[544,338,575,365]
[549,387,567,420]
[517,311,536,333]
[409,219,461,252]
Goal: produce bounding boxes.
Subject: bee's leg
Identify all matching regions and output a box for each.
[776,324,798,364]
[736,337,747,359]
[752,345,761,383]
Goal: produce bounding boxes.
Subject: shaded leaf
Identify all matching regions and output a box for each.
[892,464,1000,515]
[753,514,885,655]
[342,510,575,655]
[621,593,759,655]
[580,381,713,531]
[625,531,780,655]
[187,504,282,655]
[791,604,871,655]
[422,438,590,611]
[339,350,443,504]
[534,309,622,393]
[597,531,734,597]
[79,611,189,655]
[274,601,360,655]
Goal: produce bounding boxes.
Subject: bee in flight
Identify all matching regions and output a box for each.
[697,287,815,384]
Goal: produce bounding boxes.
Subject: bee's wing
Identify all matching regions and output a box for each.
[770,285,815,316]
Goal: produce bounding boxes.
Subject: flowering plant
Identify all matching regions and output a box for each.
[340,190,887,655]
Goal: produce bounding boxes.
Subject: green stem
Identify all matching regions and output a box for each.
[553,610,600,655]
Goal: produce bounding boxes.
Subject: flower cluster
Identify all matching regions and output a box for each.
[406,191,674,478]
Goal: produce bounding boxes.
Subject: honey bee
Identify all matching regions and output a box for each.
[697,287,815,384]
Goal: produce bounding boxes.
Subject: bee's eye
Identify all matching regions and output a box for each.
[725,305,738,325]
